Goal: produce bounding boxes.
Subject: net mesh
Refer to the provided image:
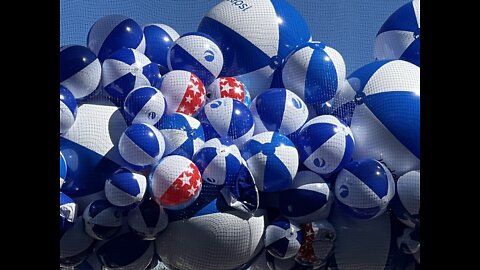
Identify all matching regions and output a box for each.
[60,1,415,269]
[60,0,409,75]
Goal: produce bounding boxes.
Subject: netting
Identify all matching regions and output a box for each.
[60,1,418,269]
[60,0,409,75]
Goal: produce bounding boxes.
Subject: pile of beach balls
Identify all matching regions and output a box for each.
[60,0,420,269]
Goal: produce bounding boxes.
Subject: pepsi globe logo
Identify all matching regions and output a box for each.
[204,50,215,62]
[225,0,253,11]
[210,100,222,108]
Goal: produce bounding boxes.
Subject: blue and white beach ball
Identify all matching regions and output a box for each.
[143,23,179,71]
[149,155,202,210]
[102,48,161,106]
[60,85,78,134]
[105,167,147,208]
[332,60,420,177]
[60,192,77,235]
[265,218,303,259]
[60,216,95,267]
[282,41,346,106]
[155,112,205,159]
[96,232,155,270]
[374,0,420,66]
[168,32,224,86]
[198,0,311,97]
[127,198,169,240]
[278,170,333,224]
[61,97,127,212]
[296,115,354,176]
[391,170,420,228]
[87,15,145,62]
[123,86,167,126]
[192,137,243,186]
[157,70,206,116]
[118,123,165,170]
[60,45,102,99]
[60,151,67,188]
[197,97,255,148]
[155,178,265,270]
[250,88,309,137]
[82,199,123,240]
[334,159,395,219]
[242,132,298,192]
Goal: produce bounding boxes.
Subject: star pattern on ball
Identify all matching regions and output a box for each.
[178,173,191,187]
[161,162,202,205]
[176,74,206,116]
[297,223,317,264]
[218,77,245,102]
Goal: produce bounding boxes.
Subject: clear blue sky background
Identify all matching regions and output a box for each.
[60,0,409,75]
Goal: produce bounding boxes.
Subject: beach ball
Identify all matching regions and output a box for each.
[374,0,420,66]
[60,216,95,267]
[96,232,155,270]
[60,85,78,134]
[265,218,303,259]
[250,88,308,137]
[334,159,395,219]
[278,170,333,224]
[143,23,180,71]
[168,32,224,86]
[61,97,127,212]
[197,97,254,148]
[192,137,243,186]
[198,0,311,97]
[282,41,346,106]
[83,199,123,240]
[105,167,147,208]
[60,192,77,235]
[155,182,265,270]
[87,15,145,62]
[242,132,298,192]
[123,86,167,125]
[60,45,102,99]
[102,48,161,106]
[127,198,169,240]
[118,123,165,170]
[206,77,246,103]
[155,112,205,159]
[243,86,252,107]
[149,155,202,210]
[60,151,67,188]
[391,170,420,228]
[332,60,419,177]
[295,220,336,267]
[157,70,206,116]
[296,115,354,176]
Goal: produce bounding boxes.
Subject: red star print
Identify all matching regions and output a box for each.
[296,223,317,263]
[160,162,202,207]
[176,73,206,116]
[218,77,245,102]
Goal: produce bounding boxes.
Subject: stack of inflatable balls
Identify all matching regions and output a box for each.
[59,0,420,269]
